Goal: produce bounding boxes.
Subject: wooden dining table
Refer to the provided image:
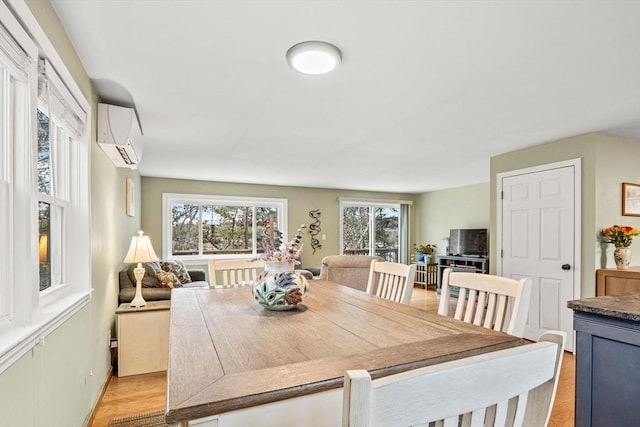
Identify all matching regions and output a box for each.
[165,280,523,426]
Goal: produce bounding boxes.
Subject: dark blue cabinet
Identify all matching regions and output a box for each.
[569,295,640,427]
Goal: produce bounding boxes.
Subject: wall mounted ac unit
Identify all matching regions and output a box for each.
[97,103,142,169]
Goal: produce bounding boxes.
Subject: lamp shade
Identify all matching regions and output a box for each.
[123,230,159,263]
[39,234,49,264]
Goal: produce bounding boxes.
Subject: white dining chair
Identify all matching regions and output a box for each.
[366,261,416,304]
[208,259,265,287]
[438,268,532,337]
[342,330,566,427]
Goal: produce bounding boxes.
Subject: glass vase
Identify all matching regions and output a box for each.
[252,261,309,310]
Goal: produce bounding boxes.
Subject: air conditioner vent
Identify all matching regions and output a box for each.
[97,103,142,169]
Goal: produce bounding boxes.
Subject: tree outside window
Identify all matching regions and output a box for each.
[342,203,399,262]
[167,195,285,259]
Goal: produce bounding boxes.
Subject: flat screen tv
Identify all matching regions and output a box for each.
[448,229,488,257]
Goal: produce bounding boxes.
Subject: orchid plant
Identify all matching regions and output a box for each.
[260,220,307,265]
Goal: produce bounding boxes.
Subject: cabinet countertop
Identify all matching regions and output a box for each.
[116,300,171,314]
[567,293,640,322]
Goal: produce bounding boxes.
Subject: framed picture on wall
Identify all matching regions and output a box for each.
[622,182,640,216]
[126,177,135,217]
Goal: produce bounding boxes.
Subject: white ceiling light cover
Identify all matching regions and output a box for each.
[286,41,342,75]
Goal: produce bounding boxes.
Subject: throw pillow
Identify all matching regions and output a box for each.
[155,269,182,288]
[127,261,162,288]
[160,260,192,284]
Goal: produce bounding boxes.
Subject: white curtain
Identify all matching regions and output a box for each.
[399,203,410,264]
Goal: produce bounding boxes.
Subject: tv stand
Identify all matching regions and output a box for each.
[436,255,489,294]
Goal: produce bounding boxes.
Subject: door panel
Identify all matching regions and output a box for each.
[540,277,561,330]
[501,165,576,351]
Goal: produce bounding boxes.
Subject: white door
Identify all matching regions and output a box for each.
[498,160,580,351]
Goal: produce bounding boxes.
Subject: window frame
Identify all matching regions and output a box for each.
[0,0,91,375]
[37,109,73,296]
[339,199,403,261]
[340,200,400,255]
[162,193,288,262]
[0,50,27,326]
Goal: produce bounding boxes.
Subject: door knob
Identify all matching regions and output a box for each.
[561,264,571,270]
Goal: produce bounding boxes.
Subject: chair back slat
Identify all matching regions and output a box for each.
[438,268,532,337]
[208,259,265,288]
[463,289,477,323]
[495,399,511,425]
[493,294,508,331]
[366,261,416,304]
[342,331,566,427]
[485,293,498,329]
[221,268,258,286]
[474,291,487,325]
[454,287,466,319]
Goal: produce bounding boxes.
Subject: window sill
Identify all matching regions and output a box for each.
[0,290,91,374]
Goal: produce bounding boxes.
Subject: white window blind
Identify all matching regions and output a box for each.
[38,58,85,138]
[0,21,31,78]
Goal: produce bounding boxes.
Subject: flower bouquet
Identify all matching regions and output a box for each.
[601,225,639,270]
[413,243,437,262]
[601,225,639,248]
[260,222,306,265]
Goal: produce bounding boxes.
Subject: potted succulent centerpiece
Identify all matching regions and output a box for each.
[252,222,309,310]
[601,225,639,270]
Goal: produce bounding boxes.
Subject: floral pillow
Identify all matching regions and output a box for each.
[155,269,182,288]
[160,260,192,284]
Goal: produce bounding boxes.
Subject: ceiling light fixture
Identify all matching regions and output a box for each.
[286,41,342,75]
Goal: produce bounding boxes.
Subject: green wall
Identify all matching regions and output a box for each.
[141,177,415,273]
[414,182,490,263]
[2,3,637,426]
[593,136,640,270]
[0,2,141,426]
[491,132,640,298]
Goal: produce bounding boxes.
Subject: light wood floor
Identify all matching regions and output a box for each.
[89,286,574,426]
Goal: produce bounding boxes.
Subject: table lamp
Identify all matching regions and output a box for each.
[38,234,48,263]
[123,230,159,308]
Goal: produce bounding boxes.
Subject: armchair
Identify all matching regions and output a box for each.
[319,255,383,291]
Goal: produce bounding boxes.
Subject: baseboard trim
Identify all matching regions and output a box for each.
[84,366,113,427]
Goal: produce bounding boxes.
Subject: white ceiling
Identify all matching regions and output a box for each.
[50,1,640,193]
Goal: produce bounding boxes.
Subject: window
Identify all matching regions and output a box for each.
[0,38,30,323]
[0,3,91,373]
[340,199,411,263]
[163,194,287,260]
[37,108,70,292]
[0,6,36,329]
